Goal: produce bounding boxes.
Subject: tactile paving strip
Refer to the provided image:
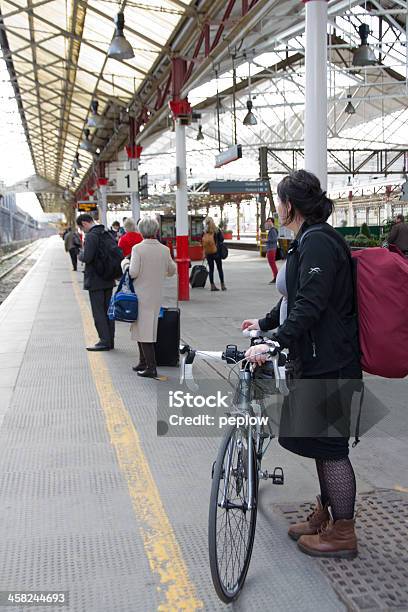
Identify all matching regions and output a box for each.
[274,489,408,611]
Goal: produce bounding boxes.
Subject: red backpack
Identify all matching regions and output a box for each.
[352,247,408,378]
[302,227,408,378]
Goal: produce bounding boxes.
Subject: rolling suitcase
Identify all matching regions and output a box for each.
[190,264,208,288]
[155,307,180,366]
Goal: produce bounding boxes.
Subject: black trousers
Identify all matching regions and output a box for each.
[89,288,115,347]
[207,254,224,284]
[69,248,78,271]
[138,342,156,369]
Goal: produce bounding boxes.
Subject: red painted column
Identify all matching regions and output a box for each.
[169,58,192,301]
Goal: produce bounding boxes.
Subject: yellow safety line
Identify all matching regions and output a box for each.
[72,275,203,611]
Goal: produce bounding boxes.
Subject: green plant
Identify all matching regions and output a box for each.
[360,223,371,239]
[345,234,380,248]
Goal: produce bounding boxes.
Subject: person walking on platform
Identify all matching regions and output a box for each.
[265,217,279,284]
[388,213,408,257]
[64,227,81,271]
[118,217,143,257]
[202,217,226,291]
[109,221,121,242]
[242,170,361,559]
[122,216,176,378]
[76,213,116,352]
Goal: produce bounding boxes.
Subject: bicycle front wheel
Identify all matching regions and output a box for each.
[208,425,258,603]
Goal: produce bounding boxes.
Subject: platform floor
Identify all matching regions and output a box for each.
[0,236,407,612]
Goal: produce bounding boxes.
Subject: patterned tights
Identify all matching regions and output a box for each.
[315,457,356,520]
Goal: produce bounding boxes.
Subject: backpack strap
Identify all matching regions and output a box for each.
[352,382,364,448]
[299,224,358,316]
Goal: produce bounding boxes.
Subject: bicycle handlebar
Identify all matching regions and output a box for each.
[179,331,290,396]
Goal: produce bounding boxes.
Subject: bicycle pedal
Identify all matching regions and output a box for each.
[270,467,284,485]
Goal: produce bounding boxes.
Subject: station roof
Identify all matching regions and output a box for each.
[0,0,407,212]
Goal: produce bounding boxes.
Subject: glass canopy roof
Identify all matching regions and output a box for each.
[0,0,406,209]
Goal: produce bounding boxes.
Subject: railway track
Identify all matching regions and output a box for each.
[0,240,45,305]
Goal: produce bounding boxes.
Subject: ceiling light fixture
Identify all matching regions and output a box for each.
[345,94,356,115]
[243,57,257,126]
[243,99,257,126]
[73,152,81,170]
[72,168,79,178]
[79,128,96,153]
[352,24,377,67]
[108,12,134,61]
[196,125,204,141]
[87,100,105,129]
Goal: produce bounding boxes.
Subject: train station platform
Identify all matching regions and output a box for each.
[0,235,407,612]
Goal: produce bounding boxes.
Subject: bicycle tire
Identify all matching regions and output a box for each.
[208,425,258,603]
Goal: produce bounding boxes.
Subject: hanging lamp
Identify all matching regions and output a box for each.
[243,58,257,126]
[353,24,377,67]
[87,100,105,129]
[73,152,81,170]
[196,125,204,141]
[345,94,356,115]
[108,12,134,60]
[243,100,257,125]
[79,128,96,153]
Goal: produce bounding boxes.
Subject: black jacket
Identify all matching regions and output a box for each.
[258,222,360,376]
[388,221,408,253]
[79,224,115,291]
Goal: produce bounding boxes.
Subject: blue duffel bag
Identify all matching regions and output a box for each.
[108,270,138,322]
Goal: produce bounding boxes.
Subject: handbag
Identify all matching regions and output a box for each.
[108,270,138,322]
[220,243,229,260]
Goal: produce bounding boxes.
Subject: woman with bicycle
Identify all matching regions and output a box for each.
[242,170,361,559]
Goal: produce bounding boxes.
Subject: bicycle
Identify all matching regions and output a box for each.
[179,330,290,603]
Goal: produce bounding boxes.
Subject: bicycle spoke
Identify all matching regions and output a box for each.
[212,427,256,596]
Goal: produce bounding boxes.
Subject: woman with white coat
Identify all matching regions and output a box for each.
[122,216,176,378]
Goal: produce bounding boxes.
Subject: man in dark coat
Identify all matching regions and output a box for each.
[388,214,408,256]
[76,214,115,351]
[64,227,81,271]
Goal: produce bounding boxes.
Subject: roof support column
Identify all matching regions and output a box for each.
[126,117,142,222]
[347,190,354,227]
[97,179,108,228]
[385,185,393,220]
[303,0,328,189]
[169,58,192,301]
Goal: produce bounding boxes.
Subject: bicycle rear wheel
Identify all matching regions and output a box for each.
[208,425,258,603]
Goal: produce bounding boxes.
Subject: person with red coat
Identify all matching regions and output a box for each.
[118,217,143,257]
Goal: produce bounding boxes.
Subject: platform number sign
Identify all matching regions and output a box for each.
[115,170,139,193]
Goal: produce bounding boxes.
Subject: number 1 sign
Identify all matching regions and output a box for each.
[115,170,139,193]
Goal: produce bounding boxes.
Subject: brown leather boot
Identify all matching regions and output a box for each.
[297,518,358,559]
[288,496,330,541]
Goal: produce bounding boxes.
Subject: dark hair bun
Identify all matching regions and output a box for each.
[277,170,334,225]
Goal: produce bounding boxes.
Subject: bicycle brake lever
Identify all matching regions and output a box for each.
[184,364,199,392]
[271,354,290,396]
[179,353,199,391]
